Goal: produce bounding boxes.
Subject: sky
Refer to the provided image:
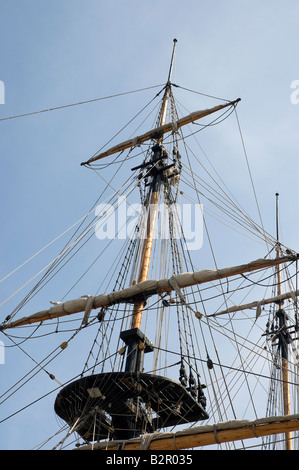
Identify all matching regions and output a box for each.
[1,0,299,450]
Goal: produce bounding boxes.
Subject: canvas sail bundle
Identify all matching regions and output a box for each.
[1,255,295,330]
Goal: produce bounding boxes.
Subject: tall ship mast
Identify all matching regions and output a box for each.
[1,40,299,451]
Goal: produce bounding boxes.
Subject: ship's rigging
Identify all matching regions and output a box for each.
[1,40,299,450]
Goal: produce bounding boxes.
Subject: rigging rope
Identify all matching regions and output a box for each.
[0,84,164,122]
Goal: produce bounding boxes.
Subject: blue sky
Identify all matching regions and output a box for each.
[1,0,299,450]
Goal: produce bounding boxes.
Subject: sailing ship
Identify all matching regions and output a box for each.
[1,39,299,451]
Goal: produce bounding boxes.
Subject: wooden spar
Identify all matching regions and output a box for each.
[80,99,241,166]
[1,255,297,330]
[210,289,299,317]
[76,413,299,450]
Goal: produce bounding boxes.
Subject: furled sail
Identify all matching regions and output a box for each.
[76,413,299,451]
[81,99,241,166]
[1,255,296,330]
[210,289,299,318]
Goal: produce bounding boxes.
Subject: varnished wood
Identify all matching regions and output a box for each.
[131,190,160,329]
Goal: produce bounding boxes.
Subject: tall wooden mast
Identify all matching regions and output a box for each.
[275,193,293,450]
[130,38,177,331]
[119,41,180,377]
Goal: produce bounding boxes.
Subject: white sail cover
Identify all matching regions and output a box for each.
[1,255,295,330]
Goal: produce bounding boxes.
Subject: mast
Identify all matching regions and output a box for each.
[120,40,178,375]
[76,413,299,451]
[130,39,176,330]
[120,39,177,378]
[275,193,293,450]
